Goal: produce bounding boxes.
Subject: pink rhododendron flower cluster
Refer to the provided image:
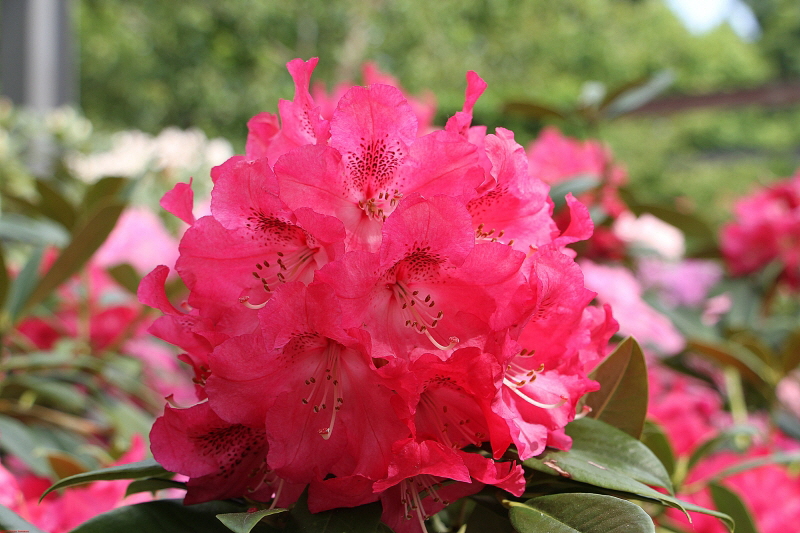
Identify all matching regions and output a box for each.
[527,126,629,260]
[141,58,617,532]
[647,365,730,456]
[648,365,800,533]
[721,172,800,288]
[671,444,800,533]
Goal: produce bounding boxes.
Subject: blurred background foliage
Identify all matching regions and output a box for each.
[75,0,800,227]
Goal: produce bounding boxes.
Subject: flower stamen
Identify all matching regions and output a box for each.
[300,342,344,440]
[393,281,458,350]
[503,361,567,409]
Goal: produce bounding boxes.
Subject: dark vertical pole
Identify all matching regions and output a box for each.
[0,0,76,176]
[0,0,76,109]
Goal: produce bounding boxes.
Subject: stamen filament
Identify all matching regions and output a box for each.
[302,342,344,440]
[393,281,459,350]
[503,377,568,409]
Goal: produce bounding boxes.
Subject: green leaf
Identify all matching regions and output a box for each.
[549,175,602,211]
[20,201,125,319]
[80,176,130,215]
[465,502,514,533]
[0,213,70,247]
[709,483,759,533]
[525,420,732,531]
[0,415,54,477]
[710,451,800,481]
[218,509,288,533]
[36,179,77,230]
[0,245,9,312]
[0,504,49,533]
[522,419,733,529]
[686,425,760,472]
[584,337,648,438]
[602,69,674,118]
[6,246,44,321]
[68,500,277,533]
[6,374,88,411]
[286,491,392,533]
[101,399,156,450]
[780,329,800,374]
[509,493,655,533]
[687,339,778,388]
[502,101,567,121]
[640,421,676,479]
[41,458,170,500]
[107,263,142,294]
[525,417,673,494]
[1,349,101,371]
[125,478,186,497]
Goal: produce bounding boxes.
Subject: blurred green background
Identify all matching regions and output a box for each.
[73,0,800,225]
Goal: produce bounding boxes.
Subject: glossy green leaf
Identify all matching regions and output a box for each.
[0,415,53,477]
[107,263,142,294]
[465,502,514,533]
[523,419,732,529]
[6,246,44,321]
[599,74,656,110]
[0,245,8,312]
[780,329,800,374]
[502,101,567,120]
[21,201,125,319]
[1,349,101,371]
[509,493,655,533]
[42,458,170,500]
[101,399,156,450]
[603,69,674,118]
[125,478,186,497]
[286,491,392,533]
[218,509,288,533]
[709,483,758,533]
[687,339,778,388]
[719,279,761,331]
[710,451,800,481]
[549,175,601,211]
[7,374,87,411]
[0,504,48,533]
[36,179,77,229]
[585,337,648,438]
[0,213,70,247]
[524,459,731,530]
[640,421,676,478]
[525,418,672,493]
[67,500,275,533]
[686,425,760,472]
[80,176,130,215]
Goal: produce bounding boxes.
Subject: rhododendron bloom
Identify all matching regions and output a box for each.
[648,365,800,533]
[142,58,615,530]
[275,86,483,252]
[721,171,800,288]
[527,126,629,259]
[527,126,627,218]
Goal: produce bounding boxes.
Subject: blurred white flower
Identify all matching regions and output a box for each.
[68,127,233,183]
[613,211,685,261]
